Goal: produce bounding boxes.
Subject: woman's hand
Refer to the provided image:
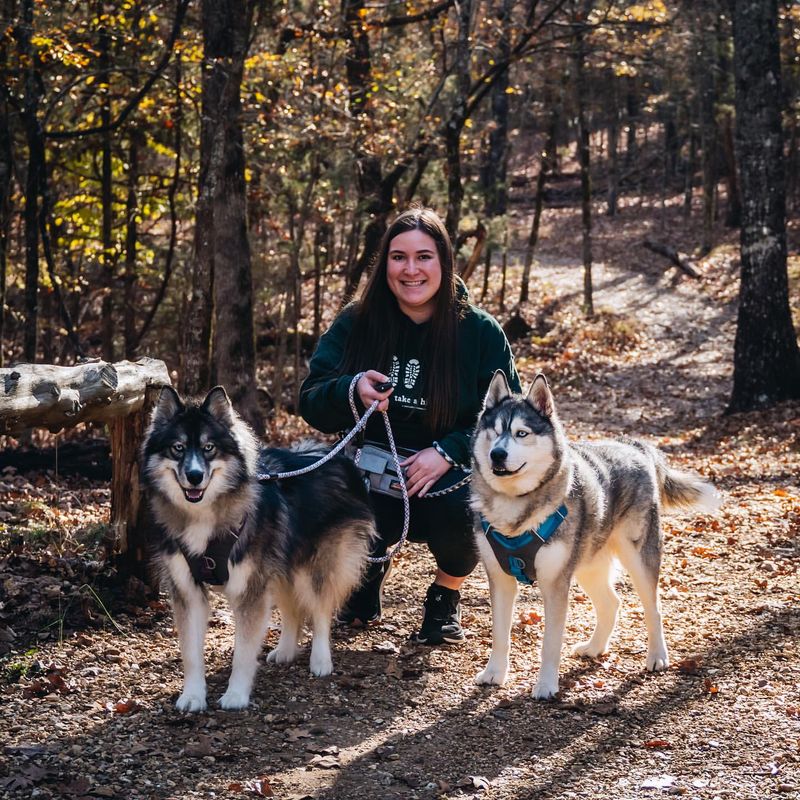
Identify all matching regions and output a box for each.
[401,447,450,498]
[356,370,393,412]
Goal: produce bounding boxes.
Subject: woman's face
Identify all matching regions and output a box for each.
[386,229,443,323]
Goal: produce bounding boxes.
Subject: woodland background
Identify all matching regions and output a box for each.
[1,0,799,421]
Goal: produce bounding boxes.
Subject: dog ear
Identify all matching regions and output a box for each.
[526,373,554,417]
[152,385,183,421]
[202,385,234,422]
[484,370,512,410]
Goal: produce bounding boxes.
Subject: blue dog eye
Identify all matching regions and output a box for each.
[516,430,529,438]
[170,442,185,456]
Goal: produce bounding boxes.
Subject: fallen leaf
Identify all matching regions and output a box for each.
[704,678,719,695]
[308,754,341,769]
[249,777,275,797]
[676,658,702,675]
[373,640,399,654]
[113,698,140,715]
[644,739,672,748]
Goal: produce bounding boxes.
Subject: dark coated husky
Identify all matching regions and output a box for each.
[471,371,721,699]
[142,386,375,711]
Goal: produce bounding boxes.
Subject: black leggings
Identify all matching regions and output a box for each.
[368,474,478,578]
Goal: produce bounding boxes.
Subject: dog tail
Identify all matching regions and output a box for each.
[659,466,722,513]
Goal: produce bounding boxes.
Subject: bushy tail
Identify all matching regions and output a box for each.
[660,467,722,513]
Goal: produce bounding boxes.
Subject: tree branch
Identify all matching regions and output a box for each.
[44,0,191,141]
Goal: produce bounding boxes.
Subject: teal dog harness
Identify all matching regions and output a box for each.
[481,505,568,585]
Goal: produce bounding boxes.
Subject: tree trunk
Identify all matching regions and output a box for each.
[0,42,11,368]
[123,130,140,359]
[180,4,222,395]
[728,0,800,411]
[206,0,263,433]
[480,0,512,217]
[575,6,594,317]
[444,0,473,241]
[606,76,619,217]
[521,106,558,304]
[683,122,696,218]
[624,77,638,168]
[698,23,718,255]
[21,0,41,363]
[721,110,742,228]
[339,0,409,303]
[99,3,115,361]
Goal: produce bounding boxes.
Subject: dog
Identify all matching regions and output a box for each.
[471,371,721,699]
[141,386,375,711]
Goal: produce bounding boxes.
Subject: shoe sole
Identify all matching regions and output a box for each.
[412,632,465,645]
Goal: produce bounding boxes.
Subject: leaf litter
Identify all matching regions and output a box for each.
[1,202,799,798]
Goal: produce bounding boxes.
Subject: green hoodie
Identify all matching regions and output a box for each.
[299,296,521,466]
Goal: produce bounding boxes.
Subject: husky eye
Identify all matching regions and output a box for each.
[202,442,216,455]
[170,442,185,457]
[515,430,530,438]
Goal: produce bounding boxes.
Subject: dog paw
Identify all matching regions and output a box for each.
[646,651,669,672]
[309,654,333,677]
[219,687,250,710]
[531,678,559,700]
[175,691,207,712]
[475,665,508,686]
[266,646,297,665]
[572,640,606,659]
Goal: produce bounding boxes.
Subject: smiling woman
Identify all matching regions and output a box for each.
[299,207,521,646]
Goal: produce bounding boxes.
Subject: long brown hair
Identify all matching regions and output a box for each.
[341,208,465,434]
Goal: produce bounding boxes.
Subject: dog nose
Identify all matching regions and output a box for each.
[490,447,507,464]
[185,468,204,486]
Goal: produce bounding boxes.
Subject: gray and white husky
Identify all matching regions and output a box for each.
[471,371,720,699]
[142,386,375,712]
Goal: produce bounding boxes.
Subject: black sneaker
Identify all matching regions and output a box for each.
[336,559,393,627]
[412,583,465,645]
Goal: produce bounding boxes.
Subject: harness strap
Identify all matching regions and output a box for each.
[179,517,246,586]
[482,504,568,586]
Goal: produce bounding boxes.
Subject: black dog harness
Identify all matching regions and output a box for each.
[178,517,247,586]
[481,504,568,586]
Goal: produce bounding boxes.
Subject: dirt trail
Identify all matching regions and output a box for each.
[1,207,798,800]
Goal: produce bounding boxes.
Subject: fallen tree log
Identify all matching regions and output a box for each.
[0,358,170,434]
[642,238,701,279]
[1,358,170,595]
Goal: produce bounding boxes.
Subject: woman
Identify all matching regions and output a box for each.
[299,207,521,645]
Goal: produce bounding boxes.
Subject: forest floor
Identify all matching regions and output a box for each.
[1,195,799,800]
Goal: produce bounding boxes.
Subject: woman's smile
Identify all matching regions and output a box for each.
[386,229,443,322]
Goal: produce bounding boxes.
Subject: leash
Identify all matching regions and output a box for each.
[256,374,409,564]
[256,371,472,564]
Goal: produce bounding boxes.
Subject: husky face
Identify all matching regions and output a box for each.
[143,386,251,510]
[473,371,558,496]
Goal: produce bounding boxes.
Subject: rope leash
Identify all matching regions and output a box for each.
[257,372,472,563]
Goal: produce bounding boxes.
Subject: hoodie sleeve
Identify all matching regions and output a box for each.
[298,309,363,434]
[435,311,520,466]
